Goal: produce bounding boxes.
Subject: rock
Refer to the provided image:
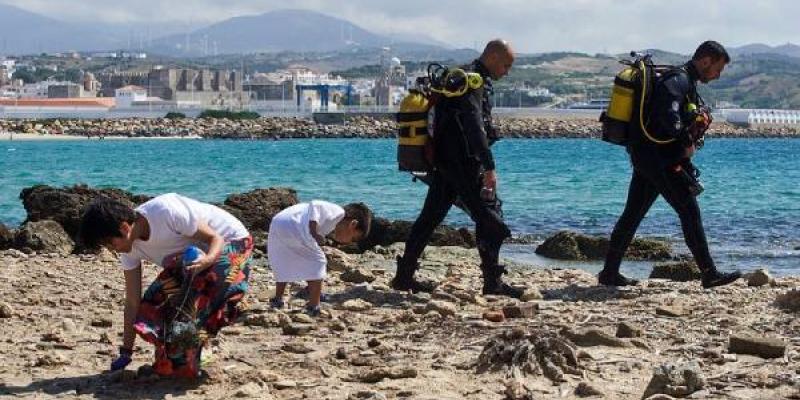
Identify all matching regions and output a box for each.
[336,347,349,359]
[19,184,149,241]
[483,311,505,323]
[425,300,457,317]
[0,222,14,250]
[35,353,70,367]
[776,289,800,312]
[536,230,670,261]
[289,313,315,324]
[575,381,604,397]
[235,382,266,398]
[563,328,630,348]
[244,313,280,328]
[330,320,346,331]
[341,267,376,284]
[90,317,113,328]
[257,369,280,383]
[354,217,475,253]
[728,335,786,358]
[14,220,74,255]
[341,299,372,312]
[746,268,772,287]
[355,367,418,383]
[323,247,353,272]
[642,361,705,398]
[616,322,642,338]
[350,391,387,400]
[650,261,702,282]
[367,337,381,348]
[221,188,298,234]
[520,289,543,301]
[0,302,13,318]
[281,342,314,354]
[477,328,582,383]
[41,332,64,343]
[282,323,314,336]
[535,231,582,260]
[273,380,297,389]
[656,306,686,317]
[502,303,537,319]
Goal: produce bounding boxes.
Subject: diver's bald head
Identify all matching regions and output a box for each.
[479,39,515,80]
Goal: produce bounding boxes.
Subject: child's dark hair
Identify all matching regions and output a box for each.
[79,196,137,249]
[343,202,372,237]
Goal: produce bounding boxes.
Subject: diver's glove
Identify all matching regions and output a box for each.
[110,346,133,371]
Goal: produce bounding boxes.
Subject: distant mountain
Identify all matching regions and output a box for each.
[0,3,118,54]
[147,9,446,56]
[730,43,800,58]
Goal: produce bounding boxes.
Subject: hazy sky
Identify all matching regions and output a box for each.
[2,0,798,54]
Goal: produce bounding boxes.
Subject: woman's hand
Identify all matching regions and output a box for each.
[188,221,224,275]
[187,255,216,274]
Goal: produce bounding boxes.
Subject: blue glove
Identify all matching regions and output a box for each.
[110,347,133,371]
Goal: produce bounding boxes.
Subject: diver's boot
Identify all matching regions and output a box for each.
[598,269,640,287]
[481,265,524,299]
[701,269,741,289]
[598,248,639,286]
[390,255,437,293]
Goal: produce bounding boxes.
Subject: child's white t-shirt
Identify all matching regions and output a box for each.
[267,200,345,282]
[302,200,345,243]
[119,193,249,270]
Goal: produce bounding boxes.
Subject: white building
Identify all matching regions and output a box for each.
[725,109,800,127]
[91,52,118,59]
[114,85,148,108]
[1,59,15,79]
[20,82,51,98]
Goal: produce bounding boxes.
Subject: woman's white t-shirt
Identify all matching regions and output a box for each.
[119,193,249,270]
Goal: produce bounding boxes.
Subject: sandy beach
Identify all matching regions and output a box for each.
[0,245,797,399]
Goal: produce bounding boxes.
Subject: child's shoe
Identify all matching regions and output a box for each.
[269,297,285,309]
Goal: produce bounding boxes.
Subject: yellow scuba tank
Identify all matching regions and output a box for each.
[601,66,638,145]
[396,64,484,172]
[396,89,433,172]
[600,53,676,146]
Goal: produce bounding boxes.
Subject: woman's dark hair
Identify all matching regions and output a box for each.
[79,197,137,249]
[343,202,373,237]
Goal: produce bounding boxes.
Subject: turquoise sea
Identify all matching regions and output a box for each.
[2,138,799,277]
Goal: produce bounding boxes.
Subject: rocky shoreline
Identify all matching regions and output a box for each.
[0,185,798,399]
[0,242,798,399]
[2,116,799,140]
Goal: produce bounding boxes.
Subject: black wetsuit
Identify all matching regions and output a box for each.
[398,60,510,280]
[604,62,717,274]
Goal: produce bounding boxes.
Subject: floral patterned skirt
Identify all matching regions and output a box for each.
[134,236,253,378]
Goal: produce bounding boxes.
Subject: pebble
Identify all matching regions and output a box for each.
[234,382,264,398]
[0,302,13,318]
[341,299,372,312]
[273,380,298,390]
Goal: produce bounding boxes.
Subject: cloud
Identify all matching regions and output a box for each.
[1,0,797,53]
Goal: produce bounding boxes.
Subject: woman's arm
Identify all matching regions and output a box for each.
[122,265,142,350]
[187,221,225,274]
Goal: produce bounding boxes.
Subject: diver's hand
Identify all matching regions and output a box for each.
[483,170,497,191]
